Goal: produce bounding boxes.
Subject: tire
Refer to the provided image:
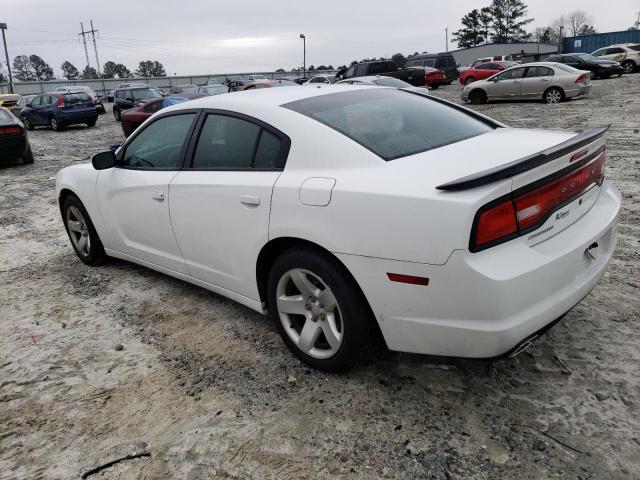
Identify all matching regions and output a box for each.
[113,108,121,122]
[622,61,635,74]
[49,115,63,131]
[430,84,439,90]
[22,145,34,164]
[97,105,106,114]
[87,119,97,127]
[62,194,108,266]
[267,247,378,372]
[543,87,564,104]
[464,76,476,85]
[469,89,487,105]
[22,116,34,131]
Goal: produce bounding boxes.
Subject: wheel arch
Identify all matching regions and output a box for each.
[469,88,487,102]
[58,187,77,215]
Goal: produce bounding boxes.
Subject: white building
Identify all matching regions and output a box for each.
[450,42,559,66]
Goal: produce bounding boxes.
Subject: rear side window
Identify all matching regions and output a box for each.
[423,58,435,67]
[284,89,493,161]
[122,113,196,169]
[0,109,12,121]
[525,66,553,78]
[253,130,282,168]
[607,47,624,54]
[193,115,260,169]
[435,57,446,68]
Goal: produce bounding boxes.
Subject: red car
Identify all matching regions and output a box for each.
[422,67,447,89]
[459,61,517,86]
[120,94,204,137]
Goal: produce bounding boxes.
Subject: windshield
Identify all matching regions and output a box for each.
[0,109,12,121]
[372,77,412,88]
[63,93,91,104]
[178,85,198,93]
[284,89,493,161]
[131,88,163,100]
[575,53,599,62]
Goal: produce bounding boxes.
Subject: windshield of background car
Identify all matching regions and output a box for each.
[372,77,412,88]
[131,88,162,100]
[284,89,493,160]
[62,93,92,104]
[575,53,599,62]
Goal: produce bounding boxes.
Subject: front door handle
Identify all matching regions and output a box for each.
[240,194,260,206]
[152,191,165,201]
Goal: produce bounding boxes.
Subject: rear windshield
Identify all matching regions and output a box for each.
[373,77,412,88]
[0,109,12,121]
[132,88,162,100]
[63,93,91,104]
[178,85,198,93]
[284,89,493,160]
[554,63,580,73]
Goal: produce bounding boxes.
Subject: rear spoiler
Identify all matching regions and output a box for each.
[436,125,610,191]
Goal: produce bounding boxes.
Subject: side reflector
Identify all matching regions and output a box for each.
[387,273,429,286]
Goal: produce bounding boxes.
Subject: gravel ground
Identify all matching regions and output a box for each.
[1,76,639,480]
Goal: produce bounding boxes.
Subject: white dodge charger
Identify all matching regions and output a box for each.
[56,85,621,371]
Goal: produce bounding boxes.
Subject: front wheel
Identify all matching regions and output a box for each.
[544,87,564,104]
[469,89,487,105]
[62,195,107,266]
[49,116,63,131]
[22,116,34,131]
[87,119,97,127]
[267,247,378,372]
[464,76,476,85]
[113,108,121,121]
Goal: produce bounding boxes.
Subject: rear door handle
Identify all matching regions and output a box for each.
[152,191,165,201]
[240,194,260,206]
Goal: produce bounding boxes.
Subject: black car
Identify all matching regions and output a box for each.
[112,86,163,121]
[405,52,459,84]
[336,60,427,87]
[10,94,37,118]
[546,53,624,79]
[0,108,33,164]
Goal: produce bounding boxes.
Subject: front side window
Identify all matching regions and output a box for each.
[30,96,42,107]
[592,48,606,56]
[284,89,493,161]
[496,67,525,80]
[122,113,195,169]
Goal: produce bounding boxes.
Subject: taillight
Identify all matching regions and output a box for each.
[471,149,606,251]
[0,126,22,135]
[58,96,65,108]
[575,74,588,84]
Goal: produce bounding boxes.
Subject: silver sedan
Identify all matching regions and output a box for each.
[462,62,592,105]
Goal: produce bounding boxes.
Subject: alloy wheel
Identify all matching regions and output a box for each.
[623,62,634,74]
[50,117,59,130]
[66,206,91,256]
[546,89,562,104]
[276,268,343,359]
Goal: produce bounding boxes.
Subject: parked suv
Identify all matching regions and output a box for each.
[56,86,105,113]
[336,60,427,87]
[591,44,640,74]
[405,53,458,83]
[112,86,163,121]
[20,92,98,131]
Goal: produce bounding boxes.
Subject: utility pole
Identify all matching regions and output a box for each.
[88,20,107,96]
[445,27,448,52]
[79,22,91,72]
[300,34,306,78]
[0,22,14,93]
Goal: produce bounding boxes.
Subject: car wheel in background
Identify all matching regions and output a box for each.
[22,116,34,131]
[267,247,378,372]
[62,194,107,266]
[97,104,106,114]
[469,89,487,105]
[22,145,34,164]
[464,76,476,85]
[49,116,63,131]
[113,108,121,121]
[590,71,597,80]
[622,61,635,74]
[87,120,97,127]
[543,87,564,104]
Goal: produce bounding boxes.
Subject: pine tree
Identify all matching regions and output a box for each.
[452,9,485,48]
[61,61,79,80]
[489,0,534,43]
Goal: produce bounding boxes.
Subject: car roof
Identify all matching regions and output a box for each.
[166,84,379,111]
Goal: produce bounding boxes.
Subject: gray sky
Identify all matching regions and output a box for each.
[1,0,639,77]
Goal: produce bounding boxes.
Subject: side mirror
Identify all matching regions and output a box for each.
[26,103,32,108]
[92,151,116,170]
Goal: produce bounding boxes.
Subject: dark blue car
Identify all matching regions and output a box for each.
[20,92,98,132]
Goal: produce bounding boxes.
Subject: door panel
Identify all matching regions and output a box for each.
[97,169,187,273]
[169,171,281,299]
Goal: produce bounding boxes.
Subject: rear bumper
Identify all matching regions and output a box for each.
[57,110,98,124]
[337,181,621,358]
[0,135,28,160]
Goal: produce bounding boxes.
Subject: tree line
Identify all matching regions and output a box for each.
[452,0,597,48]
[7,55,167,82]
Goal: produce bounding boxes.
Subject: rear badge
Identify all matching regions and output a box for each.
[556,210,570,220]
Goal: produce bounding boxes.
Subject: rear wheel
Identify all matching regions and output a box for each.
[62,195,107,266]
[87,119,97,127]
[469,89,487,105]
[22,145,34,164]
[430,84,439,90]
[464,76,476,85]
[49,115,63,131]
[267,247,377,372]
[113,108,121,122]
[622,61,635,74]
[543,87,564,104]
